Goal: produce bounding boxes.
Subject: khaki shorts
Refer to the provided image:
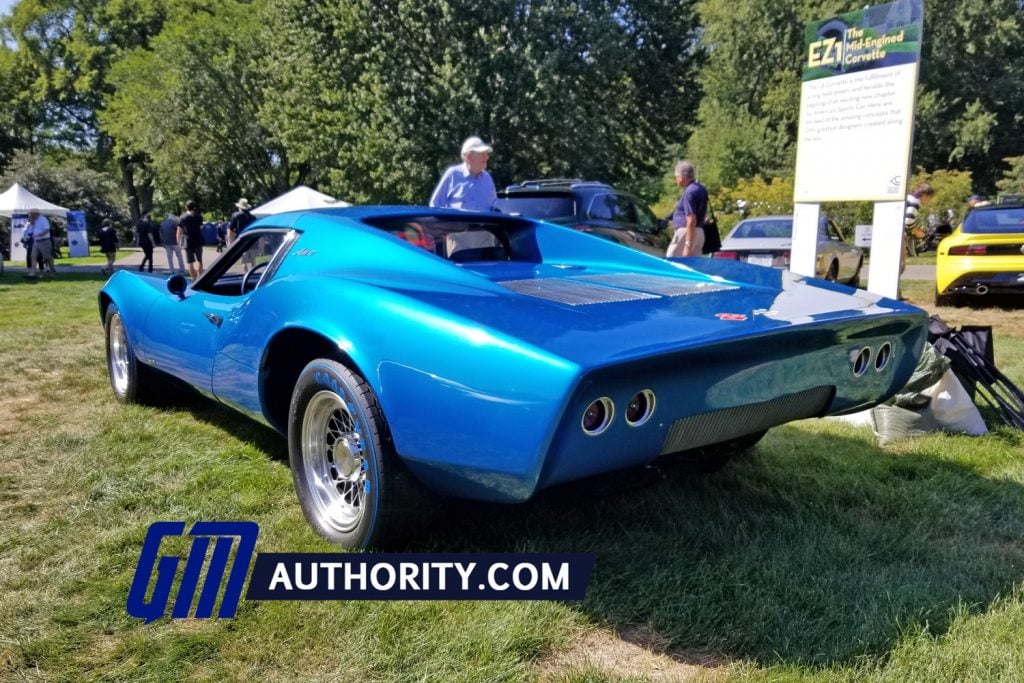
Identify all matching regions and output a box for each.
[30,238,53,261]
[665,227,705,258]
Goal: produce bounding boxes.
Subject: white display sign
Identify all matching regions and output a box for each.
[791,0,923,298]
[794,64,918,202]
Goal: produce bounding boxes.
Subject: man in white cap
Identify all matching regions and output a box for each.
[429,136,497,212]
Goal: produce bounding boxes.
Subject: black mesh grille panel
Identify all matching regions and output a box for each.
[659,386,834,455]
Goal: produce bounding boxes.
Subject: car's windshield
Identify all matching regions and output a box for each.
[494,195,576,222]
[731,219,793,239]
[963,207,1024,234]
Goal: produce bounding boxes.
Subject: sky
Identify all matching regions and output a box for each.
[0,0,14,17]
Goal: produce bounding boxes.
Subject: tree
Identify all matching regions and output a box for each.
[996,156,1024,198]
[688,0,1024,194]
[260,0,704,204]
[3,0,173,219]
[103,0,309,214]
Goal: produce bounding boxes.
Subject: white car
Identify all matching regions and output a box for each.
[714,215,864,286]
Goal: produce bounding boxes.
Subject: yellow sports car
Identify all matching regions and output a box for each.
[935,203,1024,306]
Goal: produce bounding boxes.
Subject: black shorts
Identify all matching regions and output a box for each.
[185,244,203,264]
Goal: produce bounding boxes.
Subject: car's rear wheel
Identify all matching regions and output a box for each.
[848,257,863,288]
[105,304,161,404]
[288,358,424,550]
[934,290,962,308]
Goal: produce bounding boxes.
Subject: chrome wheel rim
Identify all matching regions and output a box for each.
[301,390,367,533]
[109,315,130,396]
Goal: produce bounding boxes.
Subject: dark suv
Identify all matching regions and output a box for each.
[494,179,667,256]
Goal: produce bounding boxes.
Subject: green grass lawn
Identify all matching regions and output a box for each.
[1,273,1023,681]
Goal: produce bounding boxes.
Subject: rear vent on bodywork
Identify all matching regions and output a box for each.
[577,273,740,297]
[659,386,834,455]
[498,278,660,305]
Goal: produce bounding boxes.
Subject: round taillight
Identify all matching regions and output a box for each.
[581,398,614,435]
[625,390,656,427]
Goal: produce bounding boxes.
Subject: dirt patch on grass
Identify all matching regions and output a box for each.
[537,626,729,681]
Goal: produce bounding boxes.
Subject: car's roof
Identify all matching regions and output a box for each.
[737,215,792,221]
[502,179,614,193]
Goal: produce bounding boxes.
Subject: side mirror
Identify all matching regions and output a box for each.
[167,274,188,299]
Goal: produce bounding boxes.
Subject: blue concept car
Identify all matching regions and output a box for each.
[100,207,927,549]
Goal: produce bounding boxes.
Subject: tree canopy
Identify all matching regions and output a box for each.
[0,0,1021,218]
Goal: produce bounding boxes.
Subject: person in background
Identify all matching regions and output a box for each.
[98,218,118,275]
[21,218,34,269]
[228,198,256,244]
[968,194,991,209]
[216,221,228,252]
[429,136,497,212]
[136,212,156,273]
[25,208,56,278]
[159,212,185,274]
[177,200,205,279]
[904,182,934,263]
[665,160,708,258]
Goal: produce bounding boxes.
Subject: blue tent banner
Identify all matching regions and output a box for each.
[67,211,89,257]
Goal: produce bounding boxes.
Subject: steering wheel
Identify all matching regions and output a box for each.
[241,260,269,293]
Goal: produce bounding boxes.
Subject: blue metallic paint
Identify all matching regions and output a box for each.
[100,206,928,503]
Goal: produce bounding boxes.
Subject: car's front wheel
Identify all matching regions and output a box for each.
[105,303,161,404]
[288,358,422,549]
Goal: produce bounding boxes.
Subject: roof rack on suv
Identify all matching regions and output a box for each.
[505,178,612,191]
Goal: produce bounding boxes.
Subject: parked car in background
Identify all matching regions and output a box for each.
[494,179,666,256]
[714,215,863,286]
[935,203,1024,307]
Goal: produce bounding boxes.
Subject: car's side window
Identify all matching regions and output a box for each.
[587,194,637,224]
[193,230,293,296]
[634,202,658,233]
[826,220,844,241]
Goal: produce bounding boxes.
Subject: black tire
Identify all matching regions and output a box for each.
[934,289,963,308]
[667,430,768,475]
[848,257,863,288]
[104,303,161,404]
[288,358,423,550]
[825,261,839,282]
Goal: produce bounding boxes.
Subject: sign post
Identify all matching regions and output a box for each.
[10,213,28,264]
[792,0,924,298]
[66,211,89,257]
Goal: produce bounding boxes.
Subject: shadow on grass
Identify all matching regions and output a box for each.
[413,426,1024,667]
[180,395,289,462]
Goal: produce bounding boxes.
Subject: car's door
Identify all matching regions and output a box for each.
[142,230,291,396]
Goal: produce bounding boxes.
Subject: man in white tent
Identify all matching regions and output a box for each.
[25,208,56,278]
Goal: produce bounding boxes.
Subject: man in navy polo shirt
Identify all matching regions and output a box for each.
[666,160,708,258]
[429,136,497,212]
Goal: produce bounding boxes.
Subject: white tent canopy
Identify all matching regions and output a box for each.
[251,185,350,217]
[0,182,70,218]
